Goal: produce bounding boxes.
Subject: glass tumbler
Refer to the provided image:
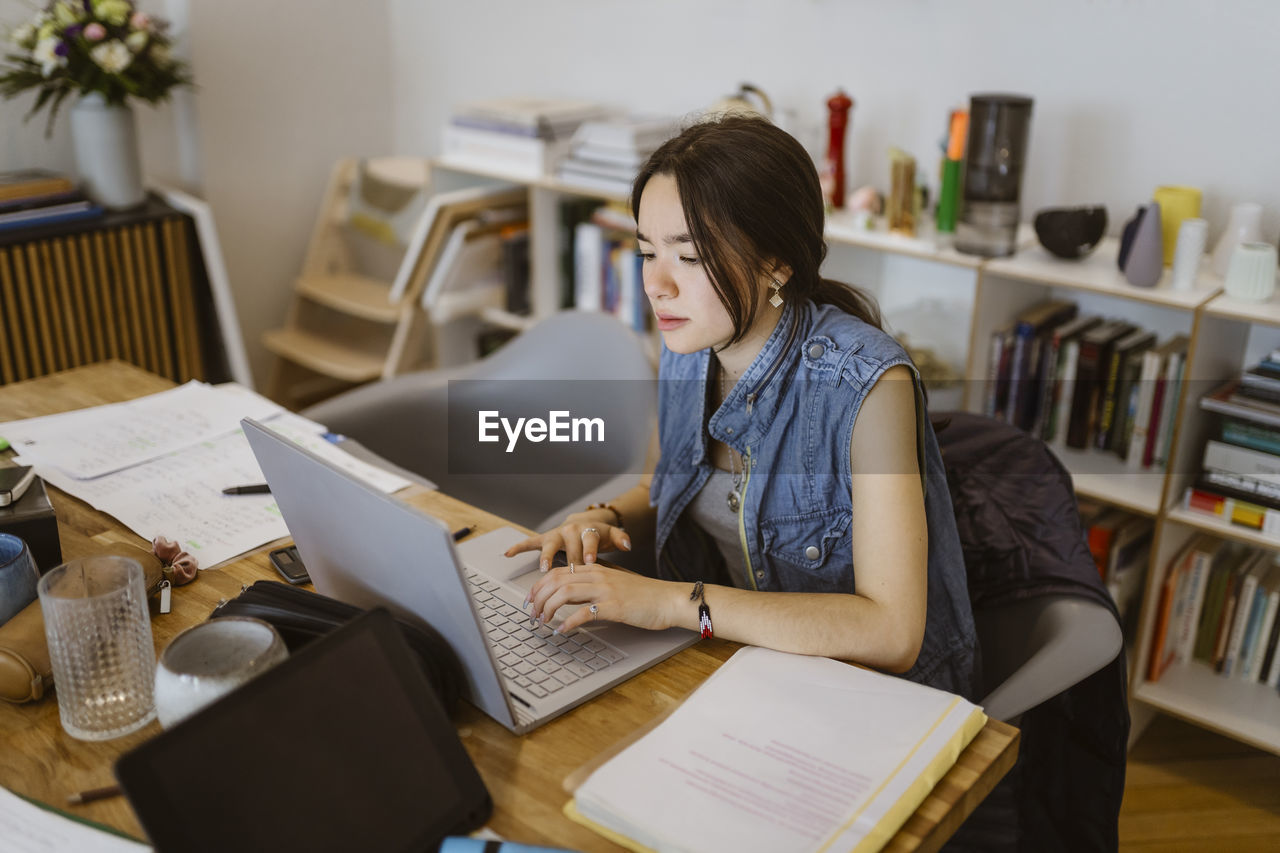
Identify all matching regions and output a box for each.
[38,555,156,740]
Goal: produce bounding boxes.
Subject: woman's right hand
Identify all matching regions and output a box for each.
[503,510,631,571]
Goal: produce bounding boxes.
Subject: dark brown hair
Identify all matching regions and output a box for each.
[631,114,882,345]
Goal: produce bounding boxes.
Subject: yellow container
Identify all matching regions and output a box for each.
[1153,185,1203,266]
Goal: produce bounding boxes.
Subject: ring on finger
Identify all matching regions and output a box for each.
[589,603,599,619]
[581,527,598,539]
[569,562,575,574]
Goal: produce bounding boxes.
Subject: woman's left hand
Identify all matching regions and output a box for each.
[525,562,679,634]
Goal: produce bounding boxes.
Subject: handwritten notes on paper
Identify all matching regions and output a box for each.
[567,646,987,853]
[0,384,412,569]
[0,382,280,479]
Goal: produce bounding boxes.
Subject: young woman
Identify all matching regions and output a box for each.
[506,115,978,698]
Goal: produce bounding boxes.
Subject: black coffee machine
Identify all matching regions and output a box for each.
[955,93,1034,257]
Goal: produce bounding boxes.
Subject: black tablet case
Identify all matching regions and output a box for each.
[115,608,491,853]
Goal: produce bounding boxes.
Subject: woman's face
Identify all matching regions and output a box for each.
[636,173,736,355]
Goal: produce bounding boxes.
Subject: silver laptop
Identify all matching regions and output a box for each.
[242,418,697,734]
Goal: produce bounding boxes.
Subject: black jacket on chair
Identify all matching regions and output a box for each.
[935,412,1129,853]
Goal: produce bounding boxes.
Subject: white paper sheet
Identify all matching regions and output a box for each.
[0,786,149,852]
[18,413,411,570]
[0,382,281,479]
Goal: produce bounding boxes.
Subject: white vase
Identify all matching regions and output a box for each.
[1211,202,1263,277]
[69,93,146,210]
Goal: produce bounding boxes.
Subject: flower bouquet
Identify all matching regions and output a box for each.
[0,1,192,134]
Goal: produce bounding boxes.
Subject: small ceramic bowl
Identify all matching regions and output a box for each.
[154,616,287,728]
[1034,206,1109,259]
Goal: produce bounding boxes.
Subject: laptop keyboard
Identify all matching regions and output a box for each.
[465,571,625,700]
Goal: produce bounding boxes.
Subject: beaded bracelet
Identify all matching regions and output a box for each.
[586,502,624,530]
[691,580,713,639]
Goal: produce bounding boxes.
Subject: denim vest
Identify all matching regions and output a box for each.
[651,298,979,699]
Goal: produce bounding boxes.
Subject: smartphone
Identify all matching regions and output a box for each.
[0,465,35,507]
[269,545,311,585]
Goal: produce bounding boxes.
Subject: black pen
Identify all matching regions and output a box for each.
[452,526,474,541]
[222,483,271,495]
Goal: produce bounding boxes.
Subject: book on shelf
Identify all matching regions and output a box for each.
[1194,547,1240,664]
[1086,507,1131,581]
[1148,537,1198,682]
[1150,341,1188,468]
[1201,380,1280,429]
[1212,551,1262,673]
[572,214,647,332]
[1241,562,1280,681]
[0,196,103,232]
[440,124,573,178]
[1220,414,1280,457]
[1137,335,1189,468]
[1097,327,1155,452]
[1105,515,1153,623]
[1173,536,1230,664]
[1004,299,1077,430]
[500,223,531,315]
[450,97,611,140]
[1222,553,1266,676]
[570,113,678,151]
[1183,481,1280,536]
[984,327,1013,421]
[563,646,986,853]
[1066,320,1134,450]
[1203,439,1280,487]
[0,168,75,203]
[555,162,636,197]
[1042,314,1101,444]
[1261,589,1280,687]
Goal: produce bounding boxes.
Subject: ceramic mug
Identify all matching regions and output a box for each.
[1223,242,1279,302]
[154,616,288,728]
[1153,185,1203,266]
[0,533,39,626]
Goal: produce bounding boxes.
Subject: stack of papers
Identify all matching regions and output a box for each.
[0,382,411,569]
[565,646,987,853]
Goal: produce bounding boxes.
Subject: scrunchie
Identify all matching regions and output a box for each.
[151,536,199,585]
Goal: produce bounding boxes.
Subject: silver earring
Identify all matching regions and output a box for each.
[769,278,784,308]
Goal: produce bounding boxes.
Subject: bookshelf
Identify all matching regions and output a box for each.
[430,156,1280,757]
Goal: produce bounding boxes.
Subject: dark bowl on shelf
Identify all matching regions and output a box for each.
[1034,206,1109,259]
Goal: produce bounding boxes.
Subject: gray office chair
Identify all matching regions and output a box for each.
[973,594,1123,723]
[302,310,655,539]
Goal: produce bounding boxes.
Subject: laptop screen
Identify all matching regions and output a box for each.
[115,610,491,853]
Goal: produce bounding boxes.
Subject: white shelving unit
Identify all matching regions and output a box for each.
[429,155,1280,757]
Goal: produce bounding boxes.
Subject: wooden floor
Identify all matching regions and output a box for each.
[1121,714,1280,850]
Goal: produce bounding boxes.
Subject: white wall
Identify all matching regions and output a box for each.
[389,0,1280,245]
[4,0,1279,387]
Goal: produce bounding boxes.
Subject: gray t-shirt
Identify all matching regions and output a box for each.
[686,467,749,589]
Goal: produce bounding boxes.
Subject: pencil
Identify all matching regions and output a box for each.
[67,783,122,805]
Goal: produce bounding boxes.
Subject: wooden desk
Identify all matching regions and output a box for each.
[0,362,1019,852]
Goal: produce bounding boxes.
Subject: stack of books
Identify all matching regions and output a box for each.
[0,169,102,233]
[557,114,678,196]
[1185,355,1280,535]
[1147,534,1280,691]
[441,97,610,179]
[985,299,1188,468]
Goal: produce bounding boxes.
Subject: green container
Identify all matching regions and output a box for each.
[936,158,962,233]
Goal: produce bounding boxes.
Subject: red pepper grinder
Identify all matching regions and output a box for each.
[825,89,854,209]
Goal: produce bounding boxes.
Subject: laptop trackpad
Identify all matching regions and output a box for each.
[456,526,542,589]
